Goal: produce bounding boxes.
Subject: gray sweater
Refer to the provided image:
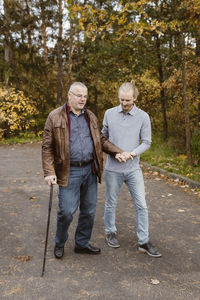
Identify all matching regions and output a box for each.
[102,104,151,172]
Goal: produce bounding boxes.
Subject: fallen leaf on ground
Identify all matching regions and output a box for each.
[15,255,33,263]
[29,196,39,202]
[151,279,160,285]
[180,185,189,188]
[3,286,24,296]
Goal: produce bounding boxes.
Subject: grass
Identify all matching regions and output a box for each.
[141,136,200,183]
[0,132,42,145]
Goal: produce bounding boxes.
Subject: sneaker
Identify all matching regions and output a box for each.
[138,241,162,258]
[106,233,120,248]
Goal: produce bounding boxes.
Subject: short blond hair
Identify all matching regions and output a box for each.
[118,80,139,99]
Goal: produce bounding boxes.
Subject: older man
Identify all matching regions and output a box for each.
[42,82,127,259]
[102,81,162,257]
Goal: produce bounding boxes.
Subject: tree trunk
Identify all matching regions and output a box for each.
[57,0,63,104]
[40,0,49,93]
[67,0,76,92]
[67,20,74,91]
[25,0,32,50]
[156,34,168,141]
[93,75,98,116]
[198,103,200,129]
[40,0,48,66]
[23,0,36,85]
[179,33,193,165]
[195,32,200,129]
[3,0,10,88]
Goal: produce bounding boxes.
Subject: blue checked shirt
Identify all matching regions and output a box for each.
[69,109,94,163]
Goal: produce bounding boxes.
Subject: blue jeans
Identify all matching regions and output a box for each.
[55,164,97,248]
[104,169,149,245]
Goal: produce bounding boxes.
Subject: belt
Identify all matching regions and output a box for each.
[70,160,93,167]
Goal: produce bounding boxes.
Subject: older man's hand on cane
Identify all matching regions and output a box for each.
[45,175,57,186]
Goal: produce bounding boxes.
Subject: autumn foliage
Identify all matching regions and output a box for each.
[0,0,200,164]
[0,87,38,138]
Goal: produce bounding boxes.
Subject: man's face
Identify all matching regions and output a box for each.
[68,86,88,113]
[119,90,135,112]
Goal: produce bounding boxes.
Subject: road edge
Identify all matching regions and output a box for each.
[141,161,200,189]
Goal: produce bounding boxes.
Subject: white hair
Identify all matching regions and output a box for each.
[69,82,87,92]
[118,80,139,99]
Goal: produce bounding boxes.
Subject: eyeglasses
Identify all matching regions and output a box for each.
[70,91,88,100]
[119,98,134,102]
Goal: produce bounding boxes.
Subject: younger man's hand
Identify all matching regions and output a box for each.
[115,152,133,162]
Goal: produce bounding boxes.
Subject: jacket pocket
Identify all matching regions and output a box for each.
[54,123,65,139]
[53,124,66,161]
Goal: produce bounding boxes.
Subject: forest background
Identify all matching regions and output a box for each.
[0,0,200,182]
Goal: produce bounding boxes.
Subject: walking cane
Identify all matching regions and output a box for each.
[41,184,53,277]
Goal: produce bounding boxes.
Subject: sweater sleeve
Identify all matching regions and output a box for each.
[133,113,151,156]
[101,111,109,138]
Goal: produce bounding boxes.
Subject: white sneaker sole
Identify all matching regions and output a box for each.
[138,247,162,258]
[106,238,120,248]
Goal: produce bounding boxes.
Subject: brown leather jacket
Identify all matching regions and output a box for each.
[42,104,122,186]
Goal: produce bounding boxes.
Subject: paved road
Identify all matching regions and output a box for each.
[0,143,199,300]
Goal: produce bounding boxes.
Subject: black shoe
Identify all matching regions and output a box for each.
[106,233,120,248]
[74,244,101,255]
[138,242,162,258]
[54,245,64,259]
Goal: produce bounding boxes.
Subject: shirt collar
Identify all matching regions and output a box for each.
[69,107,85,115]
[118,104,137,116]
